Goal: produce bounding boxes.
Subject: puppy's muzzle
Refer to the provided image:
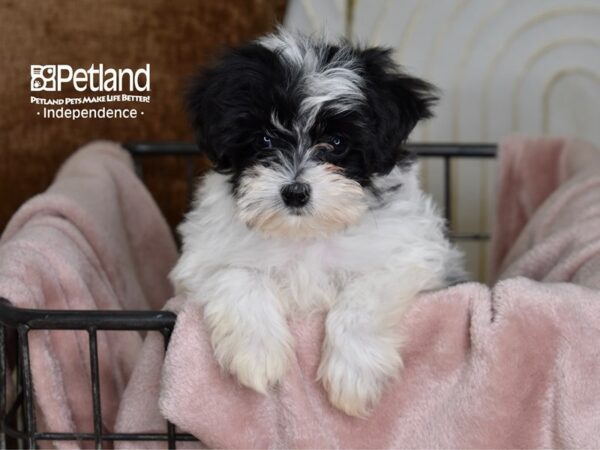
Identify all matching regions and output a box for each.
[280,182,311,207]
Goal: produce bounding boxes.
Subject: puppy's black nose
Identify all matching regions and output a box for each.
[281,182,311,207]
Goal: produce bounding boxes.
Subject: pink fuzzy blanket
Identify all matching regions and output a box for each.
[0,141,177,448]
[114,136,600,448]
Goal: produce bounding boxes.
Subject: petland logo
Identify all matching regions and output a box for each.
[31,64,150,92]
[30,64,151,120]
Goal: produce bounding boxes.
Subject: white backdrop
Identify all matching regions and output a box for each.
[283,0,600,281]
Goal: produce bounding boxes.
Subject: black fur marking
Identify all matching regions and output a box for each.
[186,33,438,191]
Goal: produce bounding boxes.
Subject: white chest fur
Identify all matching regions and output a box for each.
[169,165,464,417]
[170,165,461,314]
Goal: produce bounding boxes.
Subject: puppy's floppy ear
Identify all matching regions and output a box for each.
[359,47,438,167]
[186,59,234,172]
[186,44,279,173]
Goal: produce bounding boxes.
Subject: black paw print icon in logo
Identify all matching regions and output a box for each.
[31,65,57,91]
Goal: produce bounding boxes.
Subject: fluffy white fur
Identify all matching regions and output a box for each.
[170,162,463,417]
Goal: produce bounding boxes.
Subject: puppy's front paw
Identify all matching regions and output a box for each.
[211,323,293,394]
[318,336,402,417]
[228,340,291,394]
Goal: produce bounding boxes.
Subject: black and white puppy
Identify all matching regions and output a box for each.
[170,30,465,417]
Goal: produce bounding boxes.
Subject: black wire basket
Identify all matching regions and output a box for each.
[0,142,496,449]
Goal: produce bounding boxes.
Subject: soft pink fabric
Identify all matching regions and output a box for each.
[490,136,600,279]
[0,141,177,448]
[115,137,600,449]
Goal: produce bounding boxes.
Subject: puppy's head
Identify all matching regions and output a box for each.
[187,30,437,238]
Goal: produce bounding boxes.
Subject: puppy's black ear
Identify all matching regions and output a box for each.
[186,62,228,171]
[186,72,210,164]
[359,47,438,168]
[186,44,279,172]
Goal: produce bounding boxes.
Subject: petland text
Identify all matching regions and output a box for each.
[31,64,150,92]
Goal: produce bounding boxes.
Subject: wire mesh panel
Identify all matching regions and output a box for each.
[0,142,496,449]
[0,300,198,448]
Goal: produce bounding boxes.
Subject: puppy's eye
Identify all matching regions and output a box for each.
[256,134,273,149]
[262,134,273,148]
[328,135,349,156]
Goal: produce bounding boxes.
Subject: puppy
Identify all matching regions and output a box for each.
[170,30,465,417]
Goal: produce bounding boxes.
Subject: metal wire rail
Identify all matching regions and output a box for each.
[0,142,496,449]
[0,300,197,449]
